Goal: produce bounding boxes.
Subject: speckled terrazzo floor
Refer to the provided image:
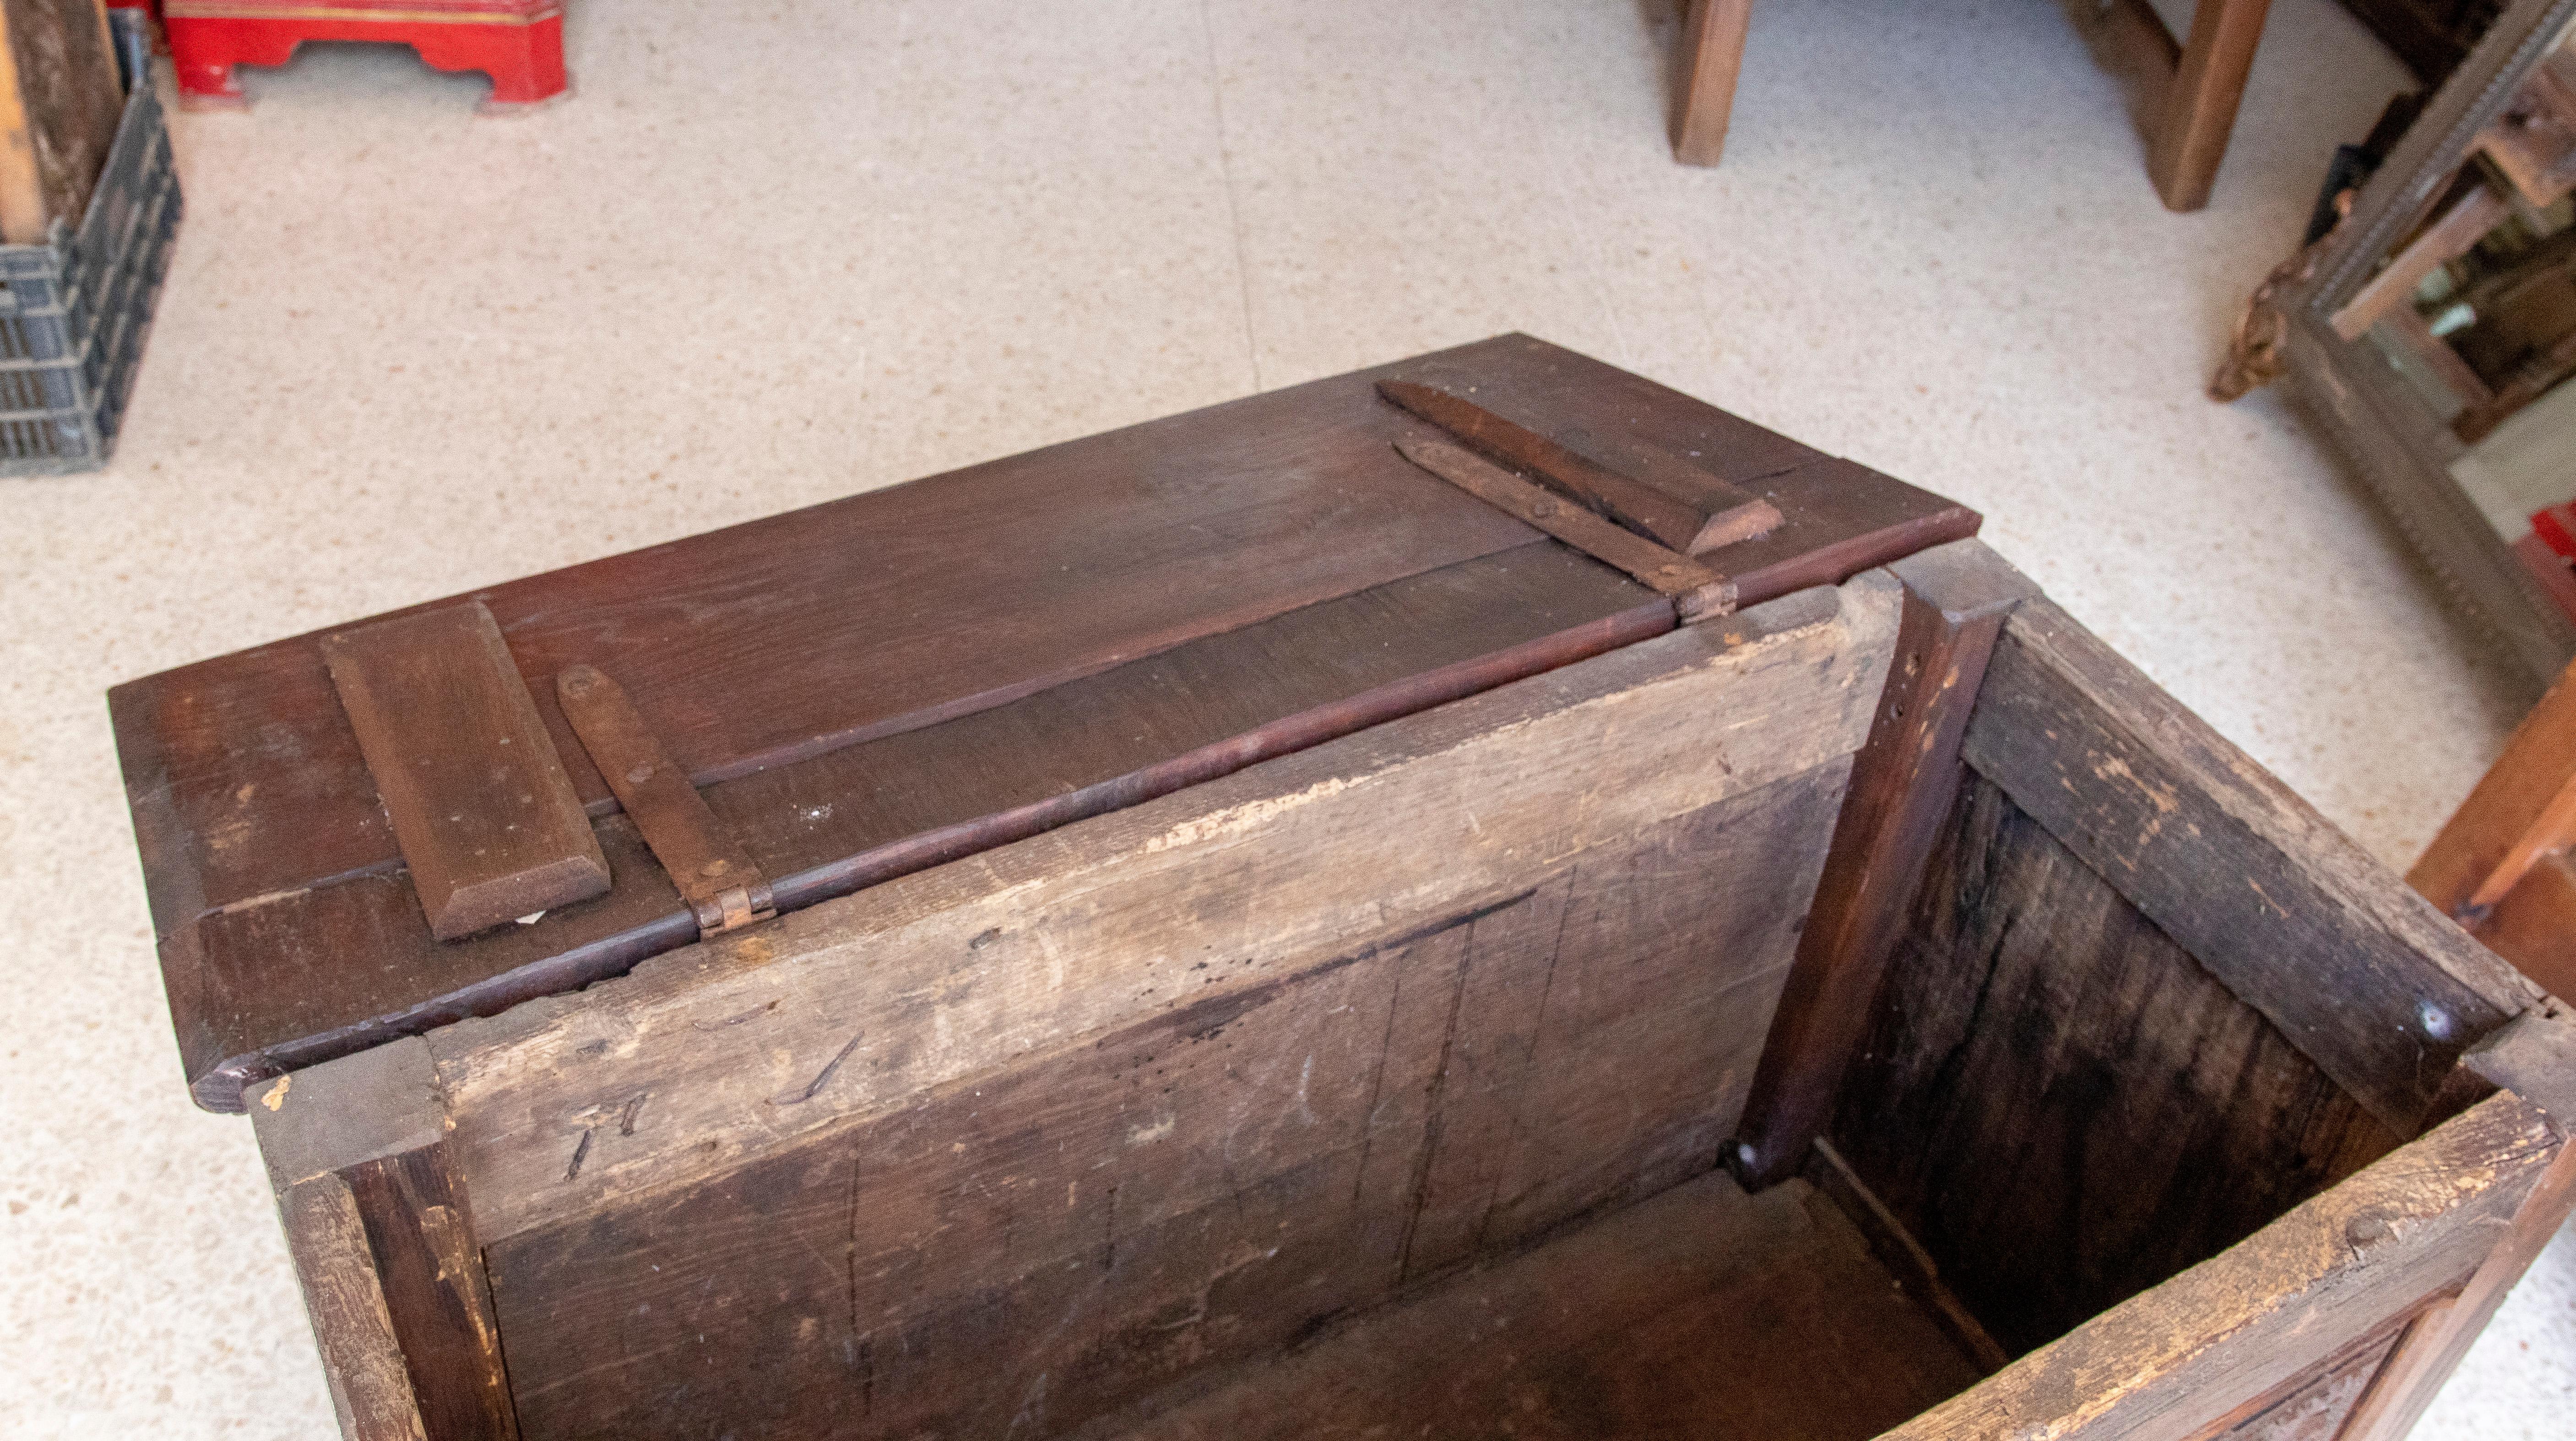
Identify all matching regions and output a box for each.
[3,0,2571,1435]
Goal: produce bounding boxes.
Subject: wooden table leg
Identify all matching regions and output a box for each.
[1674,0,1754,166]
[2147,0,2274,211]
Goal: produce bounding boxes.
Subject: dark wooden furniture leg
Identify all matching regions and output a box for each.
[1730,539,2037,1188]
[1674,0,1755,166]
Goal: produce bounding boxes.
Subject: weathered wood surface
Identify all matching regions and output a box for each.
[2334,1013,2576,1441]
[168,547,1669,1109]
[1392,436,1734,618]
[257,1039,517,1441]
[486,768,1847,1438]
[1084,1172,1984,1441]
[1733,538,2036,1186]
[1378,378,1716,553]
[277,1174,429,1441]
[432,574,1898,1248]
[1961,598,2534,1133]
[1833,777,2404,1355]
[117,335,1974,1110]
[1804,1138,2011,1375]
[2183,1308,2419,1441]
[0,0,123,244]
[1883,1090,2561,1441]
[320,602,609,942]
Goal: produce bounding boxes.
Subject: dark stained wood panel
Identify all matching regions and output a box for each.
[114,336,1972,936]
[1090,1173,1985,1441]
[1831,777,2403,1356]
[320,603,609,943]
[483,767,1852,1441]
[167,547,1667,1109]
[118,335,1975,1109]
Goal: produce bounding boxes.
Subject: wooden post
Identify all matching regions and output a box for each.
[254,1040,521,1441]
[2337,1018,2576,1440]
[1673,0,1754,167]
[2147,0,2274,211]
[1729,539,2036,1188]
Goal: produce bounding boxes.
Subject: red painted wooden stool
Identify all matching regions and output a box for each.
[164,0,567,113]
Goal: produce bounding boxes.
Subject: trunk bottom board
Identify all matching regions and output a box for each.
[1083,1170,1986,1441]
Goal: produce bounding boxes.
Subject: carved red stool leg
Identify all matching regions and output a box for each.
[409,14,567,111]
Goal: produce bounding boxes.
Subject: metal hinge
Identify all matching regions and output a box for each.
[556,664,778,939]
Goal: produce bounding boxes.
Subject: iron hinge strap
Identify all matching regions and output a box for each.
[555,664,778,939]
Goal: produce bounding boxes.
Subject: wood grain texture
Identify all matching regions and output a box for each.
[2410,651,2576,919]
[2335,1017,2576,1441]
[255,1038,518,1441]
[342,1148,518,1441]
[1883,1091,2560,1441]
[1377,379,1714,552]
[1083,1173,1984,1441]
[1392,436,1734,617]
[320,602,608,942]
[2147,0,2276,211]
[1962,599,2533,1133]
[118,334,1974,1110]
[1733,538,2037,1186]
[0,0,122,243]
[1833,777,2405,1355]
[2182,1308,2419,1440]
[429,573,1898,1249]
[173,547,1668,1110]
[482,768,1852,1440]
[277,1173,430,1441]
[1673,0,1754,166]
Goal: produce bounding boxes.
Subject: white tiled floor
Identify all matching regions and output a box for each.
[2,0,2570,1434]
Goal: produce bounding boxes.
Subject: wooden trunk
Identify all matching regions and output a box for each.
[117,339,2573,1441]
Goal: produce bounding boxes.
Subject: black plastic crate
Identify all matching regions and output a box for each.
[0,30,180,476]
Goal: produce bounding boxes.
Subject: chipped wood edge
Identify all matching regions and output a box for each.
[428,575,1901,1243]
[1885,1090,2563,1441]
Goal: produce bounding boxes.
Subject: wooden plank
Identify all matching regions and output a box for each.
[1376,378,1777,553]
[1805,1138,2011,1375]
[2472,851,2576,999]
[0,0,123,244]
[2181,1307,2421,1439]
[1732,538,2037,1186]
[2146,0,2275,211]
[481,769,1855,1439]
[1961,599,2533,1133]
[173,548,1668,1110]
[2329,180,2511,341]
[2409,653,2576,919]
[122,334,1977,1111]
[115,334,1960,934]
[1883,1091,2561,1441]
[1394,437,1735,618]
[1395,878,1572,1280]
[276,1174,429,1441]
[1673,0,1755,167]
[1377,379,1711,551]
[341,1149,518,1441]
[254,1038,517,1441]
[1833,777,2403,1354]
[320,602,609,943]
[1093,1172,1984,1441]
[2330,1024,2576,1441]
[430,573,1899,1249]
